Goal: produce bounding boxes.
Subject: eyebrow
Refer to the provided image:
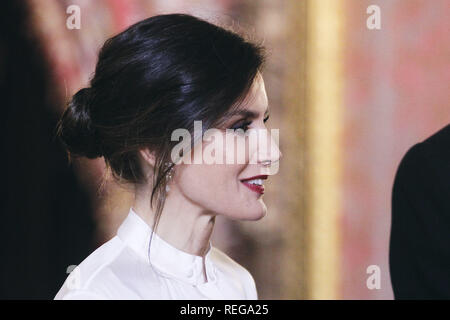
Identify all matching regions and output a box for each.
[228,106,270,119]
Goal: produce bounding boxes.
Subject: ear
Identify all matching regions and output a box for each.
[139,147,156,167]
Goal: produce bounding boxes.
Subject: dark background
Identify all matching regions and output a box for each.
[0,1,96,299]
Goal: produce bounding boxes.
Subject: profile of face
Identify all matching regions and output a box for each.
[168,74,282,221]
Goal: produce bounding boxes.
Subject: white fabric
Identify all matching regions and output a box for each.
[54,207,258,300]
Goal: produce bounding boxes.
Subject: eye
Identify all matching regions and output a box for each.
[229,114,269,134]
[231,120,252,132]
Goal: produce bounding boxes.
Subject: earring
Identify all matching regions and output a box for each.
[164,161,174,193]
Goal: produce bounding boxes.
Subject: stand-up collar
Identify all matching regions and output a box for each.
[117,207,217,286]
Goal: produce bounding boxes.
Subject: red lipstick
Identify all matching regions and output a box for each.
[240,175,268,195]
[241,182,265,194]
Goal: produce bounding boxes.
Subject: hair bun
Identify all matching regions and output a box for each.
[56,87,103,159]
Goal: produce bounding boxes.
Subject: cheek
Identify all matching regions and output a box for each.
[174,133,266,220]
[176,164,266,220]
[177,163,240,206]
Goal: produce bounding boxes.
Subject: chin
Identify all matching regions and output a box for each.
[230,201,267,221]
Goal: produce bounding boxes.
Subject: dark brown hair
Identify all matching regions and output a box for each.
[56,13,265,250]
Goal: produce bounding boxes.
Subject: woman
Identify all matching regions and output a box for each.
[54,13,282,300]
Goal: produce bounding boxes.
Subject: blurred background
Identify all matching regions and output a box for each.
[1,0,448,299]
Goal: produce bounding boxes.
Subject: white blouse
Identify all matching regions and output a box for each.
[54,207,258,300]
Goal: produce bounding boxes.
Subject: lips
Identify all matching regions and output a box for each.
[240,175,268,195]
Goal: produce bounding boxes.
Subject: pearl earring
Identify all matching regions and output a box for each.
[164,162,174,193]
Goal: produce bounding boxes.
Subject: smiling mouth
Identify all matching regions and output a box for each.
[240,175,268,195]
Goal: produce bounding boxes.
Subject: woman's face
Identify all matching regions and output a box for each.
[171,74,282,220]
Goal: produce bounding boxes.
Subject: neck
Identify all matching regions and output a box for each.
[133,185,216,257]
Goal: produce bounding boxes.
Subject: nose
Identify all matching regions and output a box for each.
[256,129,282,170]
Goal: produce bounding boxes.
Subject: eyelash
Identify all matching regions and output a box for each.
[232,115,270,132]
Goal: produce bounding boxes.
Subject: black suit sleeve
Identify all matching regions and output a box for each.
[390,143,450,299]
